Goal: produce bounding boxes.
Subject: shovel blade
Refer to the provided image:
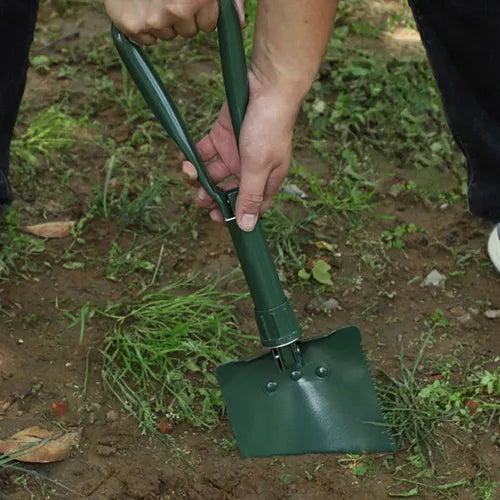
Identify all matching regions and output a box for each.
[217,325,395,458]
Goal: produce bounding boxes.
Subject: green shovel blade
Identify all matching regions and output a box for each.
[216,325,395,458]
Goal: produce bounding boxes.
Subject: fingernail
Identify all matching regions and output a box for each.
[183,162,197,180]
[238,213,257,232]
[197,187,209,200]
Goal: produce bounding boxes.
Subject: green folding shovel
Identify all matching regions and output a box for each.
[111,0,395,458]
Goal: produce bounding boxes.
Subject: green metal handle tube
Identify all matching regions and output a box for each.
[111,24,232,220]
[111,0,301,348]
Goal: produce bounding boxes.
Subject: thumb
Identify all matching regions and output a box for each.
[235,164,267,232]
[233,0,246,28]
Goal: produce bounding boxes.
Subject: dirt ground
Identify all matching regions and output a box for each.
[1,1,499,499]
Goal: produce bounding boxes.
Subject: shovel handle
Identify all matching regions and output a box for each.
[111,24,233,218]
[111,0,302,348]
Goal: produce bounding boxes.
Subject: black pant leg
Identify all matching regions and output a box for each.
[0,0,39,213]
[408,0,500,223]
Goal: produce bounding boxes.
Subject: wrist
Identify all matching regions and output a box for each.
[248,65,306,124]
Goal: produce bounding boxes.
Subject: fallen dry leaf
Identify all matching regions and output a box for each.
[0,426,79,463]
[51,401,67,417]
[465,399,480,414]
[0,400,11,412]
[157,422,173,434]
[21,221,75,239]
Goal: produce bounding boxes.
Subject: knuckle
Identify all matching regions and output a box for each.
[241,192,264,208]
[181,27,198,38]
[146,14,164,31]
[124,20,143,37]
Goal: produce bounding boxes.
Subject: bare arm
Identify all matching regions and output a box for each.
[252,0,338,104]
[190,0,338,230]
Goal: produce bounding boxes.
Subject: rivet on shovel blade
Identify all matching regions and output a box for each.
[290,370,302,381]
[315,365,329,378]
[265,381,278,393]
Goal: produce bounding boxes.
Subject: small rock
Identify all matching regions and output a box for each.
[106,410,119,423]
[283,184,307,199]
[421,270,447,289]
[457,313,472,324]
[469,307,479,315]
[305,296,341,314]
[388,183,404,198]
[96,444,116,457]
[16,410,24,417]
[484,309,500,319]
[449,306,465,315]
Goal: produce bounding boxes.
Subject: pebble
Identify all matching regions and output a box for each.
[283,184,307,199]
[16,410,24,417]
[305,296,342,314]
[484,309,500,319]
[106,410,119,422]
[96,444,116,457]
[421,269,447,289]
[457,313,472,324]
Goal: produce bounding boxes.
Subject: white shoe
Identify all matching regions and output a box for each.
[487,225,500,272]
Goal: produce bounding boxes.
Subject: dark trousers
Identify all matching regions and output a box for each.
[409,0,500,223]
[0,0,38,214]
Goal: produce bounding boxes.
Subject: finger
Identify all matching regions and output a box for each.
[128,32,157,45]
[151,26,177,41]
[235,164,269,232]
[205,158,233,184]
[195,187,218,209]
[195,134,219,162]
[173,17,198,38]
[261,170,285,208]
[196,2,219,32]
[182,161,198,185]
[234,0,247,28]
[209,208,225,225]
[182,157,233,188]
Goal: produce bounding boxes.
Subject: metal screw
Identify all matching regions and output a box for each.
[265,381,278,393]
[315,365,329,378]
[290,370,302,381]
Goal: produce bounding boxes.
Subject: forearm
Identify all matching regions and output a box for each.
[251,0,338,106]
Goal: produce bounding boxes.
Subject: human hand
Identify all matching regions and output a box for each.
[182,70,302,232]
[104,0,245,45]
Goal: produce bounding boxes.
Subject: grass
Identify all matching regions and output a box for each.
[2,0,499,497]
[10,103,84,180]
[100,276,251,433]
[379,332,500,461]
[0,208,46,278]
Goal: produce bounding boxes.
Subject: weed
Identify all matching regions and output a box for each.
[11,104,84,179]
[381,223,424,249]
[261,202,316,272]
[89,153,178,231]
[0,208,45,278]
[106,241,156,282]
[379,334,500,461]
[101,276,250,435]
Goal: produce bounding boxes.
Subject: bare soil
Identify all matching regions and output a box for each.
[1,2,499,499]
